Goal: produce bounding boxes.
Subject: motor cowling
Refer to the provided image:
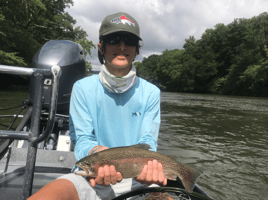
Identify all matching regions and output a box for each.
[29,40,86,114]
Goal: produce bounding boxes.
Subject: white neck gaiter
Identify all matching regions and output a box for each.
[99,65,138,93]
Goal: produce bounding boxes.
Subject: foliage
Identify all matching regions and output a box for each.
[238,51,268,96]
[0,0,96,87]
[0,50,27,67]
[75,38,96,75]
[136,12,268,97]
[0,0,94,66]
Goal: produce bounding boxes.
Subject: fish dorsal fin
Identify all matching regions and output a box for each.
[130,143,151,150]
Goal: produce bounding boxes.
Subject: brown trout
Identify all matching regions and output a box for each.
[75,144,201,193]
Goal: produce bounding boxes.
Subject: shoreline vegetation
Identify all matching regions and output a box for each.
[1,1,267,97]
[135,12,268,97]
[0,0,96,88]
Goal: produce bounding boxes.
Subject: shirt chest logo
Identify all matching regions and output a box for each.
[132,111,141,117]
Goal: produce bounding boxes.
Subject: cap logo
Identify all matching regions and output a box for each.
[111,15,135,26]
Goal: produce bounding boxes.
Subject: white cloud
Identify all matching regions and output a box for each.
[66,0,268,70]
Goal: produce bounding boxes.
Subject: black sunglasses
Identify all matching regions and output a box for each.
[105,34,139,46]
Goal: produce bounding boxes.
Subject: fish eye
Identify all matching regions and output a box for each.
[83,161,91,167]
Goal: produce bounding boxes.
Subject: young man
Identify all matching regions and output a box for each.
[28,12,166,200]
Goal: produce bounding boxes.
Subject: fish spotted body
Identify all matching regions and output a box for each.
[75,144,201,193]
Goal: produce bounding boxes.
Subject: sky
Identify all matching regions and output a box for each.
[66,0,268,71]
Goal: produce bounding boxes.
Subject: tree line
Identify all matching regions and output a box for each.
[0,0,95,88]
[135,12,268,97]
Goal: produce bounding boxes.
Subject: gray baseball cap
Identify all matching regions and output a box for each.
[99,12,142,40]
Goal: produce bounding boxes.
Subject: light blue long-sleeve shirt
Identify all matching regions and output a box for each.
[69,75,160,161]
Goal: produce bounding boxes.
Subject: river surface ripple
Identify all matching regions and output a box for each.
[158,92,268,200]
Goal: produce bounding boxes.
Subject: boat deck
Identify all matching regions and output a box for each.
[0,147,75,199]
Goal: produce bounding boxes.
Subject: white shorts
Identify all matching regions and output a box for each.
[58,173,158,200]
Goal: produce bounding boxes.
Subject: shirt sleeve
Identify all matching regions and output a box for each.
[69,82,98,161]
[138,87,161,152]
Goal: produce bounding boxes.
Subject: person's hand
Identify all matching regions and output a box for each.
[135,160,167,186]
[87,146,122,187]
[88,165,123,187]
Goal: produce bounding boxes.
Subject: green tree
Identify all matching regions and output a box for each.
[136,12,268,97]
[157,49,195,92]
[0,0,94,66]
[0,0,96,86]
[75,38,96,75]
[0,12,27,67]
[135,54,163,88]
[237,50,268,96]
[0,0,46,65]
[220,16,266,95]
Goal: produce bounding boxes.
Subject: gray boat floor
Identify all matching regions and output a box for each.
[0,147,76,200]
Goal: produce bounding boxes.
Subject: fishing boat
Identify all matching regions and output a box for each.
[0,40,213,200]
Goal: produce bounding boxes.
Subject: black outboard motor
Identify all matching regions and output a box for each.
[29,40,86,114]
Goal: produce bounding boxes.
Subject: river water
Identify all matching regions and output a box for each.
[158,92,268,200]
[0,90,28,128]
[0,90,268,199]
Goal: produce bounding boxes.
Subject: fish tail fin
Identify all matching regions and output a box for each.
[177,166,202,193]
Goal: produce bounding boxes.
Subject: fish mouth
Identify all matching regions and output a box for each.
[75,167,94,177]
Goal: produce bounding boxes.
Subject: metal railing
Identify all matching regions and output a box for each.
[0,64,61,199]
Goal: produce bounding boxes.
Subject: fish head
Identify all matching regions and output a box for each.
[76,160,92,168]
[75,160,99,177]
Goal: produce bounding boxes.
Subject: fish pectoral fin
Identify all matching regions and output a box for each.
[130,143,151,150]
